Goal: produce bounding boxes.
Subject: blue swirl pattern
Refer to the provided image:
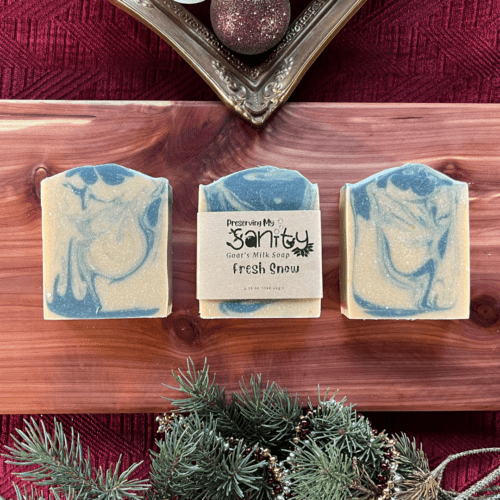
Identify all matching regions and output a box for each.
[44,164,168,318]
[349,163,465,317]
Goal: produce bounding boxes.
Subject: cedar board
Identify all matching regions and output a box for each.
[0,101,499,413]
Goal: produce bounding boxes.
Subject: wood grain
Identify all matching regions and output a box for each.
[1,101,499,413]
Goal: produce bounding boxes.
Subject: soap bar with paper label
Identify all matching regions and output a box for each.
[198,165,322,318]
[42,164,172,319]
[340,163,469,319]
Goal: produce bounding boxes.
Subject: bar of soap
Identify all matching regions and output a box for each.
[340,163,469,319]
[42,164,172,319]
[198,165,321,318]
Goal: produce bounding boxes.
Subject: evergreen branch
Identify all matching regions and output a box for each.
[165,359,301,448]
[0,483,48,500]
[150,412,266,500]
[0,483,91,500]
[164,358,249,439]
[393,433,430,477]
[233,374,301,447]
[148,414,203,500]
[3,418,149,500]
[288,441,355,500]
[305,390,387,474]
[0,483,88,500]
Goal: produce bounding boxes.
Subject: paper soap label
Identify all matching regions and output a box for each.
[197,211,323,300]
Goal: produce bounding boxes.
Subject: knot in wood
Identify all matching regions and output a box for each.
[470,295,500,327]
[437,160,468,183]
[171,313,200,342]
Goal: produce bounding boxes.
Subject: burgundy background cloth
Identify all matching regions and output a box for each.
[1,0,500,495]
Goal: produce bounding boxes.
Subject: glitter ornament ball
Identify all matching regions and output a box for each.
[210,0,291,55]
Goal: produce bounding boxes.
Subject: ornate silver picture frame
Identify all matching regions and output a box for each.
[108,0,367,126]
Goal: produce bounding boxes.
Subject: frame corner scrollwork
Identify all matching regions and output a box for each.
[109,0,367,126]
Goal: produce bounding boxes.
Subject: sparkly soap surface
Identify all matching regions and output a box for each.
[198,165,321,319]
[42,164,172,319]
[340,163,469,319]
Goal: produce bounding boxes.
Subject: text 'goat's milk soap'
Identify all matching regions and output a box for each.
[42,164,173,319]
[340,163,469,319]
[197,166,322,318]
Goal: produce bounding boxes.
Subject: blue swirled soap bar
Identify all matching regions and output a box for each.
[42,164,172,319]
[198,165,321,318]
[340,163,469,319]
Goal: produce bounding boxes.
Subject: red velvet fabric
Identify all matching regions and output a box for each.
[1,0,500,495]
[0,0,499,102]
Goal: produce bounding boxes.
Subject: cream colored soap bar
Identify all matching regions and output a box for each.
[198,165,321,319]
[42,164,172,319]
[340,163,469,319]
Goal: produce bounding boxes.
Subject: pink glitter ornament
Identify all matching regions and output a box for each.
[210,0,291,55]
